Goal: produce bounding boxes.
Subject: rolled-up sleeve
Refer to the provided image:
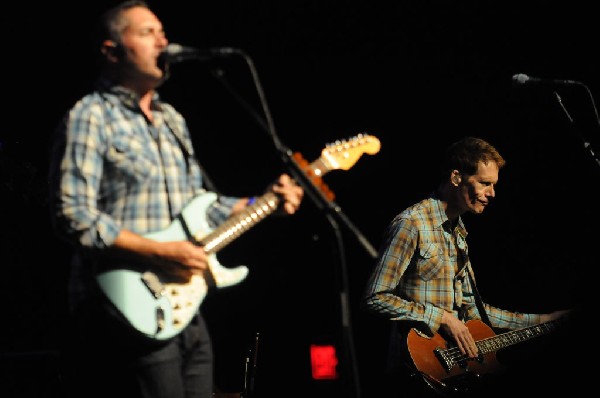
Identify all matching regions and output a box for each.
[50,102,121,249]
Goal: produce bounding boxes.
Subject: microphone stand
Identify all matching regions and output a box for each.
[553,88,600,171]
[208,49,376,398]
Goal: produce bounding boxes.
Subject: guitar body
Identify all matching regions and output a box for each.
[96,192,249,341]
[407,320,505,386]
[405,316,566,395]
[96,134,381,342]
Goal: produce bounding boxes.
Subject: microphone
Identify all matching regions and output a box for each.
[161,43,238,63]
[512,73,582,86]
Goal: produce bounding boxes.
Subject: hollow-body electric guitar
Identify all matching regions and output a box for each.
[96,133,381,341]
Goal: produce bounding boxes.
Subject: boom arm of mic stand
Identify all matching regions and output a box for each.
[553,91,600,171]
[278,146,378,258]
[208,51,378,259]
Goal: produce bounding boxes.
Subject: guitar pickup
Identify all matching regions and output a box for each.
[434,347,454,372]
[141,271,165,299]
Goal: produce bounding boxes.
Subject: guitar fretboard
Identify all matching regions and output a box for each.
[198,193,280,254]
[476,319,559,354]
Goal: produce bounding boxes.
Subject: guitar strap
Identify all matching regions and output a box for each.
[161,102,222,195]
[454,225,492,328]
[466,265,492,327]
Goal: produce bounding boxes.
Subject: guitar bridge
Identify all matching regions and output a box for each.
[142,272,166,333]
[156,307,165,333]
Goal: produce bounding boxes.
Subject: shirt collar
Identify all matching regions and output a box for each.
[429,191,467,237]
[95,77,162,112]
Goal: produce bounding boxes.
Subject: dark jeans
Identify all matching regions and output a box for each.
[60,299,213,398]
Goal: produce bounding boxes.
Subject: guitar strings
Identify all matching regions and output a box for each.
[439,320,561,368]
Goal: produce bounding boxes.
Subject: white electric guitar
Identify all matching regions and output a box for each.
[96,133,381,341]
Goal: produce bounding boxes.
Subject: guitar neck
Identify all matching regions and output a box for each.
[196,158,332,255]
[308,157,330,177]
[197,192,280,255]
[476,319,560,355]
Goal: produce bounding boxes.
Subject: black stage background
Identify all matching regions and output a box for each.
[1,1,598,397]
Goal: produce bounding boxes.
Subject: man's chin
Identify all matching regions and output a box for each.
[156,62,171,86]
[470,205,486,214]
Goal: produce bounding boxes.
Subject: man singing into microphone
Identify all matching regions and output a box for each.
[48,2,304,398]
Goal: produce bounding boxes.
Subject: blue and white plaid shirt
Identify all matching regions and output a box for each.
[49,77,240,308]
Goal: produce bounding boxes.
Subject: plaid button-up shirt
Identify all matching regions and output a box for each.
[49,78,240,308]
[364,193,541,336]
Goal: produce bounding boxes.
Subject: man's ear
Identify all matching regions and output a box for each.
[451,170,461,185]
[101,40,123,61]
